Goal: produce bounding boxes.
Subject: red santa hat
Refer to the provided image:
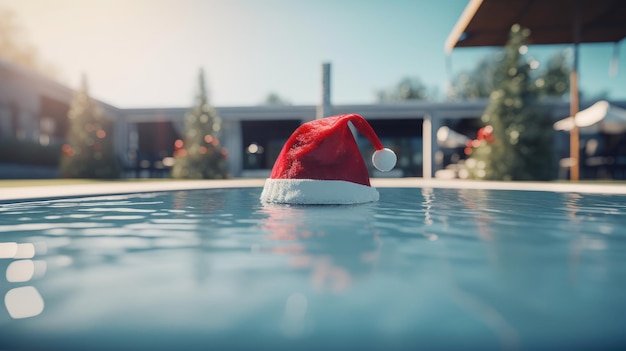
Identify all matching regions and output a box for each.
[260,113,397,204]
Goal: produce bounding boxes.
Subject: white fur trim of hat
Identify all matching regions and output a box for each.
[260,179,379,205]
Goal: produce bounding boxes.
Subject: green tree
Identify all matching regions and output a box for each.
[449,54,502,100]
[376,77,431,102]
[171,69,228,179]
[450,49,572,100]
[534,50,570,98]
[465,25,553,181]
[59,75,120,178]
[263,92,291,105]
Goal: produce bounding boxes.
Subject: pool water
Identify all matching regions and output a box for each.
[1,187,625,350]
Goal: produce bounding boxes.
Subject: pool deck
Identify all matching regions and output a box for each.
[1,178,625,202]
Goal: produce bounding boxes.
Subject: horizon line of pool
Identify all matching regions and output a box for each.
[1,178,625,202]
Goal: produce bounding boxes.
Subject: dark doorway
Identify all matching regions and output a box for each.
[357,118,423,177]
[39,95,70,145]
[241,120,301,170]
[136,121,181,164]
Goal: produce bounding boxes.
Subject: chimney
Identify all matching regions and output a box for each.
[316,62,332,119]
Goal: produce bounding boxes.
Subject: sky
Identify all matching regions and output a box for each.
[1,0,625,108]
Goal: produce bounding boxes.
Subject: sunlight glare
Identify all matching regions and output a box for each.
[14,243,36,259]
[5,286,45,319]
[0,242,18,258]
[281,292,308,338]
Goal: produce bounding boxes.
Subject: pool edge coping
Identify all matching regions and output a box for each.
[1,178,625,202]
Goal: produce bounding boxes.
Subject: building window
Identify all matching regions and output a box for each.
[0,104,11,136]
[358,118,424,177]
[135,121,181,169]
[241,120,301,170]
[39,95,70,144]
[39,116,55,146]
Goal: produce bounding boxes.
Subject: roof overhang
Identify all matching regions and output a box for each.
[445,0,626,54]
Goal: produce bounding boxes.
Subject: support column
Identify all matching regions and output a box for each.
[114,113,129,167]
[422,114,441,179]
[316,62,332,119]
[569,0,581,181]
[570,70,580,181]
[223,120,242,177]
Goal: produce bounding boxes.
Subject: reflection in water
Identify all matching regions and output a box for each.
[259,203,380,339]
[259,204,380,293]
[14,243,36,259]
[458,188,495,242]
[6,260,47,282]
[5,286,45,319]
[1,240,46,320]
[0,242,17,258]
[447,189,519,350]
[0,189,625,349]
[421,188,434,226]
[0,242,35,259]
[566,192,582,220]
[565,192,612,285]
[281,292,308,338]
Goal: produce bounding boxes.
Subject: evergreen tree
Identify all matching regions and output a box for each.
[450,48,571,101]
[449,54,501,100]
[172,69,228,179]
[376,77,431,102]
[535,50,570,98]
[59,75,120,178]
[465,25,553,181]
[263,92,291,105]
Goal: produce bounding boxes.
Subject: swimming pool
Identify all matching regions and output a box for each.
[1,185,625,350]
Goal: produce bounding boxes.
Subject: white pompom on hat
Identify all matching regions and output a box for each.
[372,148,397,172]
[260,113,397,204]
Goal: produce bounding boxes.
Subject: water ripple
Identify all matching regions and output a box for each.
[0,222,113,233]
[1,187,625,351]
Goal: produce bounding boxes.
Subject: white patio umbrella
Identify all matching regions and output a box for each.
[437,126,469,148]
[553,100,626,135]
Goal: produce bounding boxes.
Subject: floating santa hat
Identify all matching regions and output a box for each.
[260,113,397,204]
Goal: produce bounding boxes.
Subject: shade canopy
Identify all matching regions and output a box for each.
[445,0,626,181]
[554,101,626,134]
[445,0,626,53]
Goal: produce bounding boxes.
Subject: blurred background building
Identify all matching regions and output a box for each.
[7,56,624,180]
[2,1,626,181]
